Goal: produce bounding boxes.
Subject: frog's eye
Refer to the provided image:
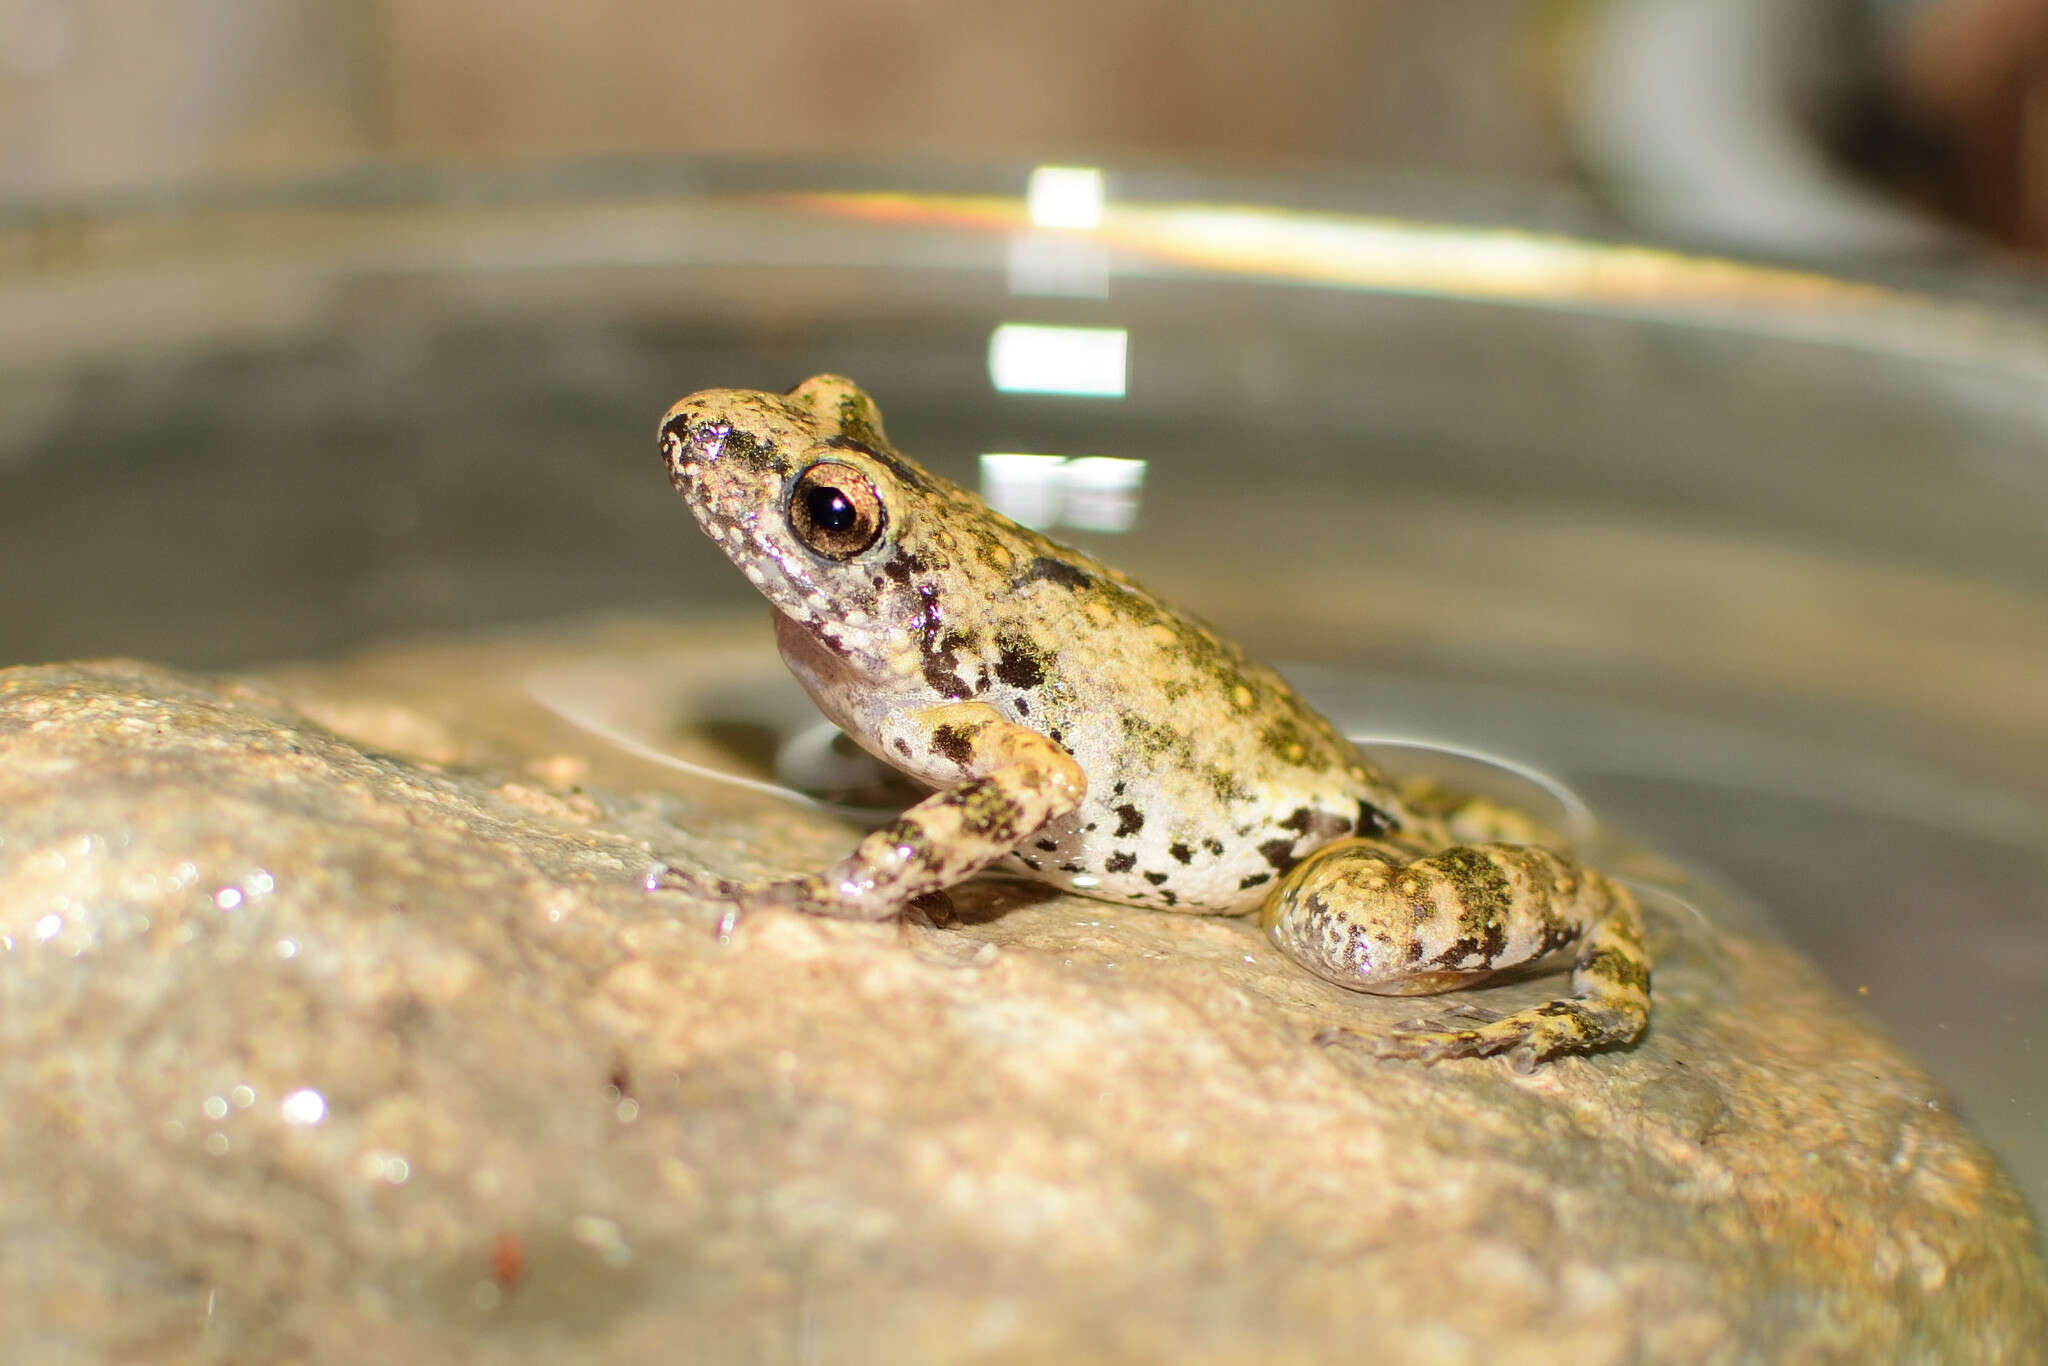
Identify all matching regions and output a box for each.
[789,461,885,559]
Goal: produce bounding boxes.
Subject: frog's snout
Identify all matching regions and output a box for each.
[657,406,730,472]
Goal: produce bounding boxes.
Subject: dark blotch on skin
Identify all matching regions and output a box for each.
[1159,890,1178,906]
[820,433,880,458]
[1143,871,1169,886]
[1356,800,1398,837]
[1035,838,1059,851]
[1435,935,1493,969]
[1239,872,1272,890]
[1019,557,1093,590]
[1258,838,1302,873]
[954,781,1021,842]
[994,634,1045,690]
[893,739,912,757]
[1114,804,1144,837]
[1281,805,1353,842]
[1105,851,1137,874]
[1584,945,1651,994]
[1015,697,1030,716]
[1059,862,1085,874]
[1202,838,1225,857]
[1430,853,1513,968]
[915,589,970,700]
[931,724,976,769]
[1169,842,1193,865]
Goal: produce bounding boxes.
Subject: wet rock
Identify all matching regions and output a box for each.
[1,636,2042,1363]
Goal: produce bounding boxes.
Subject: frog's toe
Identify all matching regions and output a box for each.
[1366,1023,1497,1064]
[1314,1020,1493,1062]
[1359,998,1642,1067]
[1435,1001,1505,1024]
[645,860,742,900]
[1315,1011,1556,1065]
[647,864,790,942]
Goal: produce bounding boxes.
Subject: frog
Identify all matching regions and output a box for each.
[654,375,1650,1066]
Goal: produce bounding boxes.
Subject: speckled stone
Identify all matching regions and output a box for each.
[1,633,2042,1364]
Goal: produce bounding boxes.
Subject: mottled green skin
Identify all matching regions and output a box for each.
[658,376,1650,1064]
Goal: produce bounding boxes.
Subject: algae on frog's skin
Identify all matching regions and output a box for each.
[657,375,1652,1064]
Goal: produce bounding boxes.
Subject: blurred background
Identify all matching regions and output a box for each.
[4,0,2047,254]
[3,0,2046,1234]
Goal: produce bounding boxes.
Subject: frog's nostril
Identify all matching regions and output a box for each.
[692,420,732,462]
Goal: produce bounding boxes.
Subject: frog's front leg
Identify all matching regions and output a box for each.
[710,702,1084,924]
[1262,839,1650,1068]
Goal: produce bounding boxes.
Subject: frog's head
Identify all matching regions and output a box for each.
[658,375,943,652]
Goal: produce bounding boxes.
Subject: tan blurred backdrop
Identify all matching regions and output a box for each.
[4,0,2045,252]
[0,0,1572,197]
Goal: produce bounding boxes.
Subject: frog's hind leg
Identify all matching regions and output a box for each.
[1262,838,1650,1068]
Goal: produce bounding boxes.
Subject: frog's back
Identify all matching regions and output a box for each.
[895,511,1400,914]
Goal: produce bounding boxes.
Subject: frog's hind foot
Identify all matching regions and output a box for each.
[1270,837,1652,1067]
[643,861,773,940]
[1322,995,1645,1072]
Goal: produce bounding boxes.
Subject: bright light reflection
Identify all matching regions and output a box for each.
[979,454,1068,527]
[1060,456,1146,532]
[979,454,1147,532]
[987,324,1127,397]
[571,1214,634,1267]
[1027,165,1104,229]
[1006,234,1110,298]
[281,1088,326,1126]
[362,1151,411,1183]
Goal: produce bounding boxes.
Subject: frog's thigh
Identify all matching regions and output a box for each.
[1262,838,1650,1064]
[746,702,1084,922]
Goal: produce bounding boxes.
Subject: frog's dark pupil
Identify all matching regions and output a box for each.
[806,485,857,532]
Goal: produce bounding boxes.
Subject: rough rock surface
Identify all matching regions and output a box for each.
[1,630,2043,1364]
